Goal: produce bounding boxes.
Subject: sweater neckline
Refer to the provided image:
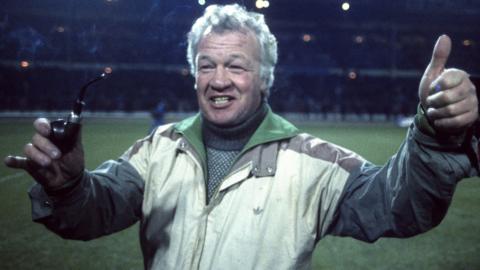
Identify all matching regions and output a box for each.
[202,102,268,151]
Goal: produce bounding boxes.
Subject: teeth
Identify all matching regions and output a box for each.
[212,96,230,104]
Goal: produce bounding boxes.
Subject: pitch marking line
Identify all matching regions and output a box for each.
[0,172,26,184]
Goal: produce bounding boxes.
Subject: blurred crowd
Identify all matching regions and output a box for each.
[0,9,478,119]
[0,66,419,119]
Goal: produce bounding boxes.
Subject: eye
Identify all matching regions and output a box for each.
[228,65,246,73]
[198,64,214,73]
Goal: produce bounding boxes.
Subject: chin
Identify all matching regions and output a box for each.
[210,117,234,126]
[206,112,239,126]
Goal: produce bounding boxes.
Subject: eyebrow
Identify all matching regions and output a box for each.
[197,53,249,62]
[197,55,213,62]
[229,53,248,61]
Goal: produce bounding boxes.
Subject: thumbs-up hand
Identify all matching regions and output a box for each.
[418,35,478,134]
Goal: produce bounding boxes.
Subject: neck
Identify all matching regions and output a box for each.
[202,102,267,151]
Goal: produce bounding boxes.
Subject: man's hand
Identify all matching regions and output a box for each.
[418,34,478,134]
[4,118,85,191]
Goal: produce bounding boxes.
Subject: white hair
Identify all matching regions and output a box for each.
[187,4,278,97]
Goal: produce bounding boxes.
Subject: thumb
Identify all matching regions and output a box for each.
[4,155,28,169]
[4,155,40,172]
[426,34,451,79]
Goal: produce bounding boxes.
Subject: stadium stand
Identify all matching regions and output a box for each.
[0,0,479,120]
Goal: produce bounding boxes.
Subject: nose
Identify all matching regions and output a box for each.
[210,67,232,91]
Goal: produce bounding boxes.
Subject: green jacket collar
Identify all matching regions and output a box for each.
[173,106,300,162]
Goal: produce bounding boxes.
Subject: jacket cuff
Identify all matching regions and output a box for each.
[414,104,436,137]
[29,184,54,221]
[43,170,85,197]
[28,171,90,222]
[414,104,467,148]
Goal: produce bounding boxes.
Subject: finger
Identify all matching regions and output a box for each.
[4,155,55,186]
[33,118,51,137]
[4,155,42,174]
[4,155,29,169]
[418,35,453,106]
[429,68,466,93]
[427,87,470,109]
[427,78,476,108]
[32,133,61,160]
[425,35,452,80]
[24,143,52,167]
[426,97,476,120]
[433,110,478,130]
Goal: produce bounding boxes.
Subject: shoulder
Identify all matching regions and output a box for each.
[152,123,183,142]
[123,123,183,160]
[283,133,366,173]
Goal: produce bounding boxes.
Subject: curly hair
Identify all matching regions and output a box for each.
[187,4,278,97]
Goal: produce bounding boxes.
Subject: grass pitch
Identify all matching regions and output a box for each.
[0,118,479,270]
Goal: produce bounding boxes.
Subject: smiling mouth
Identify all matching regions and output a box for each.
[210,96,233,105]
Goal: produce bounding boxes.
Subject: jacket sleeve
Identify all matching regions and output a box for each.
[326,122,479,243]
[28,157,145,241]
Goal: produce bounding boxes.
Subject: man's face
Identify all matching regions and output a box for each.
[195,30,265,126]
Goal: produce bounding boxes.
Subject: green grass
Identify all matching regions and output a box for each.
[1,118,479,269]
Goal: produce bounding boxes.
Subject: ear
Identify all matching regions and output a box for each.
[262,80,268,91]
[260,77,268,93]
[260,85,269,99]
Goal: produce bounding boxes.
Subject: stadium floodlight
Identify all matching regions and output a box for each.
[303,34,312,42]
[342,2,350,11]
[354,35,364,44]
[348,70,357,80]
[463,39,472,46]
[256,0,270,9]
[20,61,30,68]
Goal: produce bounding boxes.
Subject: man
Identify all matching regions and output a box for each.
[150,101,166,133]
[4,4,479,269]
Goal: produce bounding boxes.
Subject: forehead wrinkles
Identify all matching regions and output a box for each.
[198,54,249,63]
[197,30,261,62]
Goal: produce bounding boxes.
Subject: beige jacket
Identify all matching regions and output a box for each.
[30,109,477,269]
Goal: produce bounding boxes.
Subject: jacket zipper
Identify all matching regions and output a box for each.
[180,145,208,269]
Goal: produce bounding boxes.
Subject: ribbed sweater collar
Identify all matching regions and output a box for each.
[202,102,268,151]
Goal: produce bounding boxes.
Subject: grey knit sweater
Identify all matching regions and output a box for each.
[202,103,267,202]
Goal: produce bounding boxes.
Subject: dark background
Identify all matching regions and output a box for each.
[1,0,479,118]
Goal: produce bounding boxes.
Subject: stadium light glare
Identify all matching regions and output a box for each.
[56,26,65,33]
[256,0,269,9]
[302,34,312,42]
[198,0,206,6]
[342,2,350,11]
[348,71,357,80]
[20,61,30,68]
[463,39,472,46]
[354,35,364,44]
